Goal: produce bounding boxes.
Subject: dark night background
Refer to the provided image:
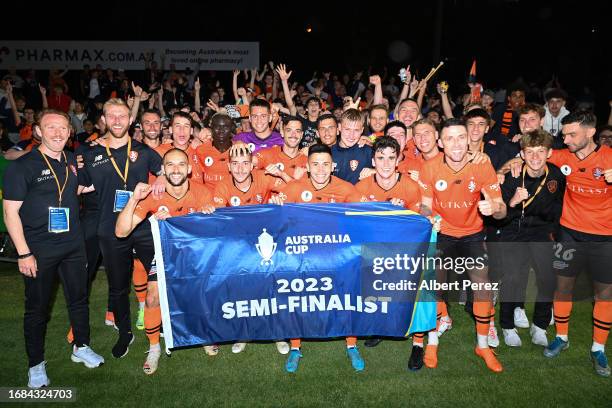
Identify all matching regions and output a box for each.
[5,0,612,118]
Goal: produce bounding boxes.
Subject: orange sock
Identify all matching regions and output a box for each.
[553,297,573,337]
[593,301,612,346]
[413,332,425,347]
[133,259,147,304]
[144,305,161,346]
[438,300,448,317]
[346,336,357,347]
[473,301,492,336]
[290,338,301,349]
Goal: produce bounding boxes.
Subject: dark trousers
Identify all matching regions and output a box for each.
[499,241,555,330]
[25,240,89,367]
[97,226,154,335]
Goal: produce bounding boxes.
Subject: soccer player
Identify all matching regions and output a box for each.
[233,99,284,153]
[154,111,203,183]
[213,143,289,354]
[3,109,104,388]
[496,130,565,348]
[356,135,421,348]
[78,98,164,358]
[538,111,612,377]
[331,108,374,185]
[254,115,308,181]
[196,113,235,189]
[116,148,215,374]
[415,118,507,373]
[270,143,365,373]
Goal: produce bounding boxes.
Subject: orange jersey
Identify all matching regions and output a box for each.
[403,138,421,161]
[195,141,231,189]
[398,151,441,174]
[279,176,362,204]
[419,154,502,237]
[355,173,421,212]
[134,182,214,219]
[212,170,283,207]
[255,145,308,178]
[154,144,204,184]
[548,146,611,235]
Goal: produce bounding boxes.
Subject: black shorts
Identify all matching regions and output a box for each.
[436,230,488,274]
[147,258,158,282]
[553,226,612,284]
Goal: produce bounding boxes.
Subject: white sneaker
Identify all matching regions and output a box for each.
[437,316,453,336]
[276,341,290,355]
[488,323,500,348]
[503,328,522,347]
[143,348,161,375]
[514,307,529,328]
[28,361,50,388]
[530,324,548,347]
[549,312,555,326]
[71,345,105,368]
[232,342,247,353]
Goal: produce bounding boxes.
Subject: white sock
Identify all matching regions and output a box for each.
[428,331,439,346]
[139,301,145,309]
[291,347,300,351]
[149,343,161,353]
[477,334,488,349]
[557,334,569,342]
[591,342,605,353]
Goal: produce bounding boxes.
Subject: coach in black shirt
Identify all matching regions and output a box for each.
[3,109,104,388]
[78,98,162,358]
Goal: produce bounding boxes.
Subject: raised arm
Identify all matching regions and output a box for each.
[369,75,383,105]
[194,77,201,114]
[5,83,21,128]
[276,64,297,116]
[438,82,454,119]
[39,84,48,109]
[115,182,150,238]
[232,69,240,103]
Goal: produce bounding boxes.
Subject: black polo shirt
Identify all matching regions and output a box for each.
[3,147,82,246]
[78,139,162,237]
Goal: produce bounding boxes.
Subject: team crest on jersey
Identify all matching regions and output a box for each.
[468,180,477,193]
[255,194,263,203]
[560,164,572,176]
[435,180,447,191]
[301,190,313,202]
[129,151,138,162]
[489,183,499,191]
[276,162,285,171]
[592,167,603,180]
[547,180,558,193]
[230,196,241,206]
[204,156,214,167]
[350,160,358,171]
[157,205,169,213]
[69,164,77,176]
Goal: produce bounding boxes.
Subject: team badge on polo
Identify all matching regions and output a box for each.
[592,167,603,180]
[129,151,139,162]
[560,164,572,176]
[349,160,358,171]
[435,179,448,191]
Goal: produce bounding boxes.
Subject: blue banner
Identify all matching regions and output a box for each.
[151,202,437,349]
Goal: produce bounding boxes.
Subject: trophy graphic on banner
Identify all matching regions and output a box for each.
[256,228,277,266]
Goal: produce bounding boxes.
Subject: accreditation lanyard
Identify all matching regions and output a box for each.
[105,137,132,190]
[39,150,69,207]
[520,164,548,220]
[40,150,70,233]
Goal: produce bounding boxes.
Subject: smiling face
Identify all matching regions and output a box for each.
[519,111,543,134]
[142,112,161,140]
[307,152,333,187]
[520,145,551,174]
[386,125,407,151]
[37,113,70,153]
[373,146,399,179]
[249,106,271,133]
[440,125,468,163]
[103,104,131,139]
[397,100,420,127]
[339,119,364,148]
[317,118,338,146]
[369,108,388,133]
[282,120,303,149]
[211,115,235,144]
[163,150,191,187]
[413,123,438,155]
[229,153,253,184]
[466,116,489,144]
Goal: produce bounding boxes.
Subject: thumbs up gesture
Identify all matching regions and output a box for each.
[478,189,495,216]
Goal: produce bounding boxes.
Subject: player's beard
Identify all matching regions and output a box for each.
[109,125,129,139]
[167,172,188,187]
